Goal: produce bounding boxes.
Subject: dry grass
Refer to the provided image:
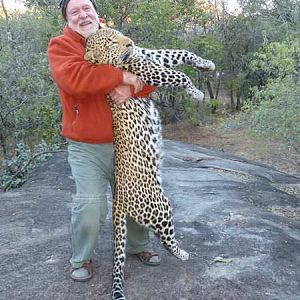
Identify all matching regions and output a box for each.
[163,121,300,177]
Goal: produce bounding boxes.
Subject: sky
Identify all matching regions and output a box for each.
[226,0,240,11]
[2,0,26,11]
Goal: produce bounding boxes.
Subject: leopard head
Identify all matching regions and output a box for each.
[84,28,134,67]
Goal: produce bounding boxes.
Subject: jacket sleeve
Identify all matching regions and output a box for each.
[48,36,124,97]
[133,85,157,98]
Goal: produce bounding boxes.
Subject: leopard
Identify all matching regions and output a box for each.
[85,27,215,101]
[84,27,215,300]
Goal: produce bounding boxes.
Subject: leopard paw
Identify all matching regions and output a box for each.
[186,87,204,101]
[195,60,215,72]
[180,250,189,261]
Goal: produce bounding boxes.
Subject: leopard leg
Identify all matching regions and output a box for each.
[153,212,189,261]
[128,200,189,261]
[134,47,215,71]
[124,57,204,101]
[184,51,216,71]
[112,208,127,300]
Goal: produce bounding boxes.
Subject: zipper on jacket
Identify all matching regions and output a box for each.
[73,104,79,115]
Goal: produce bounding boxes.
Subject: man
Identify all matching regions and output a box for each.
[48,0,160,282]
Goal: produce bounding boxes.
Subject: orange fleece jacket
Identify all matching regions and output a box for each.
[48,25,156,143]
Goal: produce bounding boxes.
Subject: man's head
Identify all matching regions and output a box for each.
[59,0,99,38]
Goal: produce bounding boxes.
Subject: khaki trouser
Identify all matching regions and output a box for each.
[67,139,150,268]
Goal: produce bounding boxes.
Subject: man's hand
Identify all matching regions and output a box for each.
[109,71,144,106]
[109,85,133,106]
[122,71,144,93]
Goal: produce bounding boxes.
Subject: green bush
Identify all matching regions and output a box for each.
[225,39,300,150]
[244,77,300,148]
[209,99,220,113]
[0,142,60,191]
[0,11,62,189]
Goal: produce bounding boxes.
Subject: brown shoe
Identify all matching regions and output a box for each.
[70,260,93,282]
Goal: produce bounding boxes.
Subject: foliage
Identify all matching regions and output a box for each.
[0,12,62,155]
[249,39,300,86]
[0,9,63,190]
[128,0,183,48]
[209,99,220,113]
[236,77,300,149]
[230,39,300,149]
[96,0,136,30]
[0,142,64,191]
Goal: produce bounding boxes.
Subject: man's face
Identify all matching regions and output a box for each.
[66,0,99,38]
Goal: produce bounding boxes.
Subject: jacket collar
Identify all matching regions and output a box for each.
[63,25,86,44]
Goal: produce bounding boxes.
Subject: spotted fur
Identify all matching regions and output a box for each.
[85,28,215,300]
[85,28,215,101]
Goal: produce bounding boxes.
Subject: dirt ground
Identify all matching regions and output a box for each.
[163,122,300,178]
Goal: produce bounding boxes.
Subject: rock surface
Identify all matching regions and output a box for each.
[1,140,299,300]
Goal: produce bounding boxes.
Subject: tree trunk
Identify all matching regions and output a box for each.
[236,93,241,111]
[197,70,204,100]
[215,74,221,99]
[0,129,7,158]
[1,0,9,25]
[230,81,235,111]
[1,0,11,42]
[170,89,177,124]
[207,79,215,99]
